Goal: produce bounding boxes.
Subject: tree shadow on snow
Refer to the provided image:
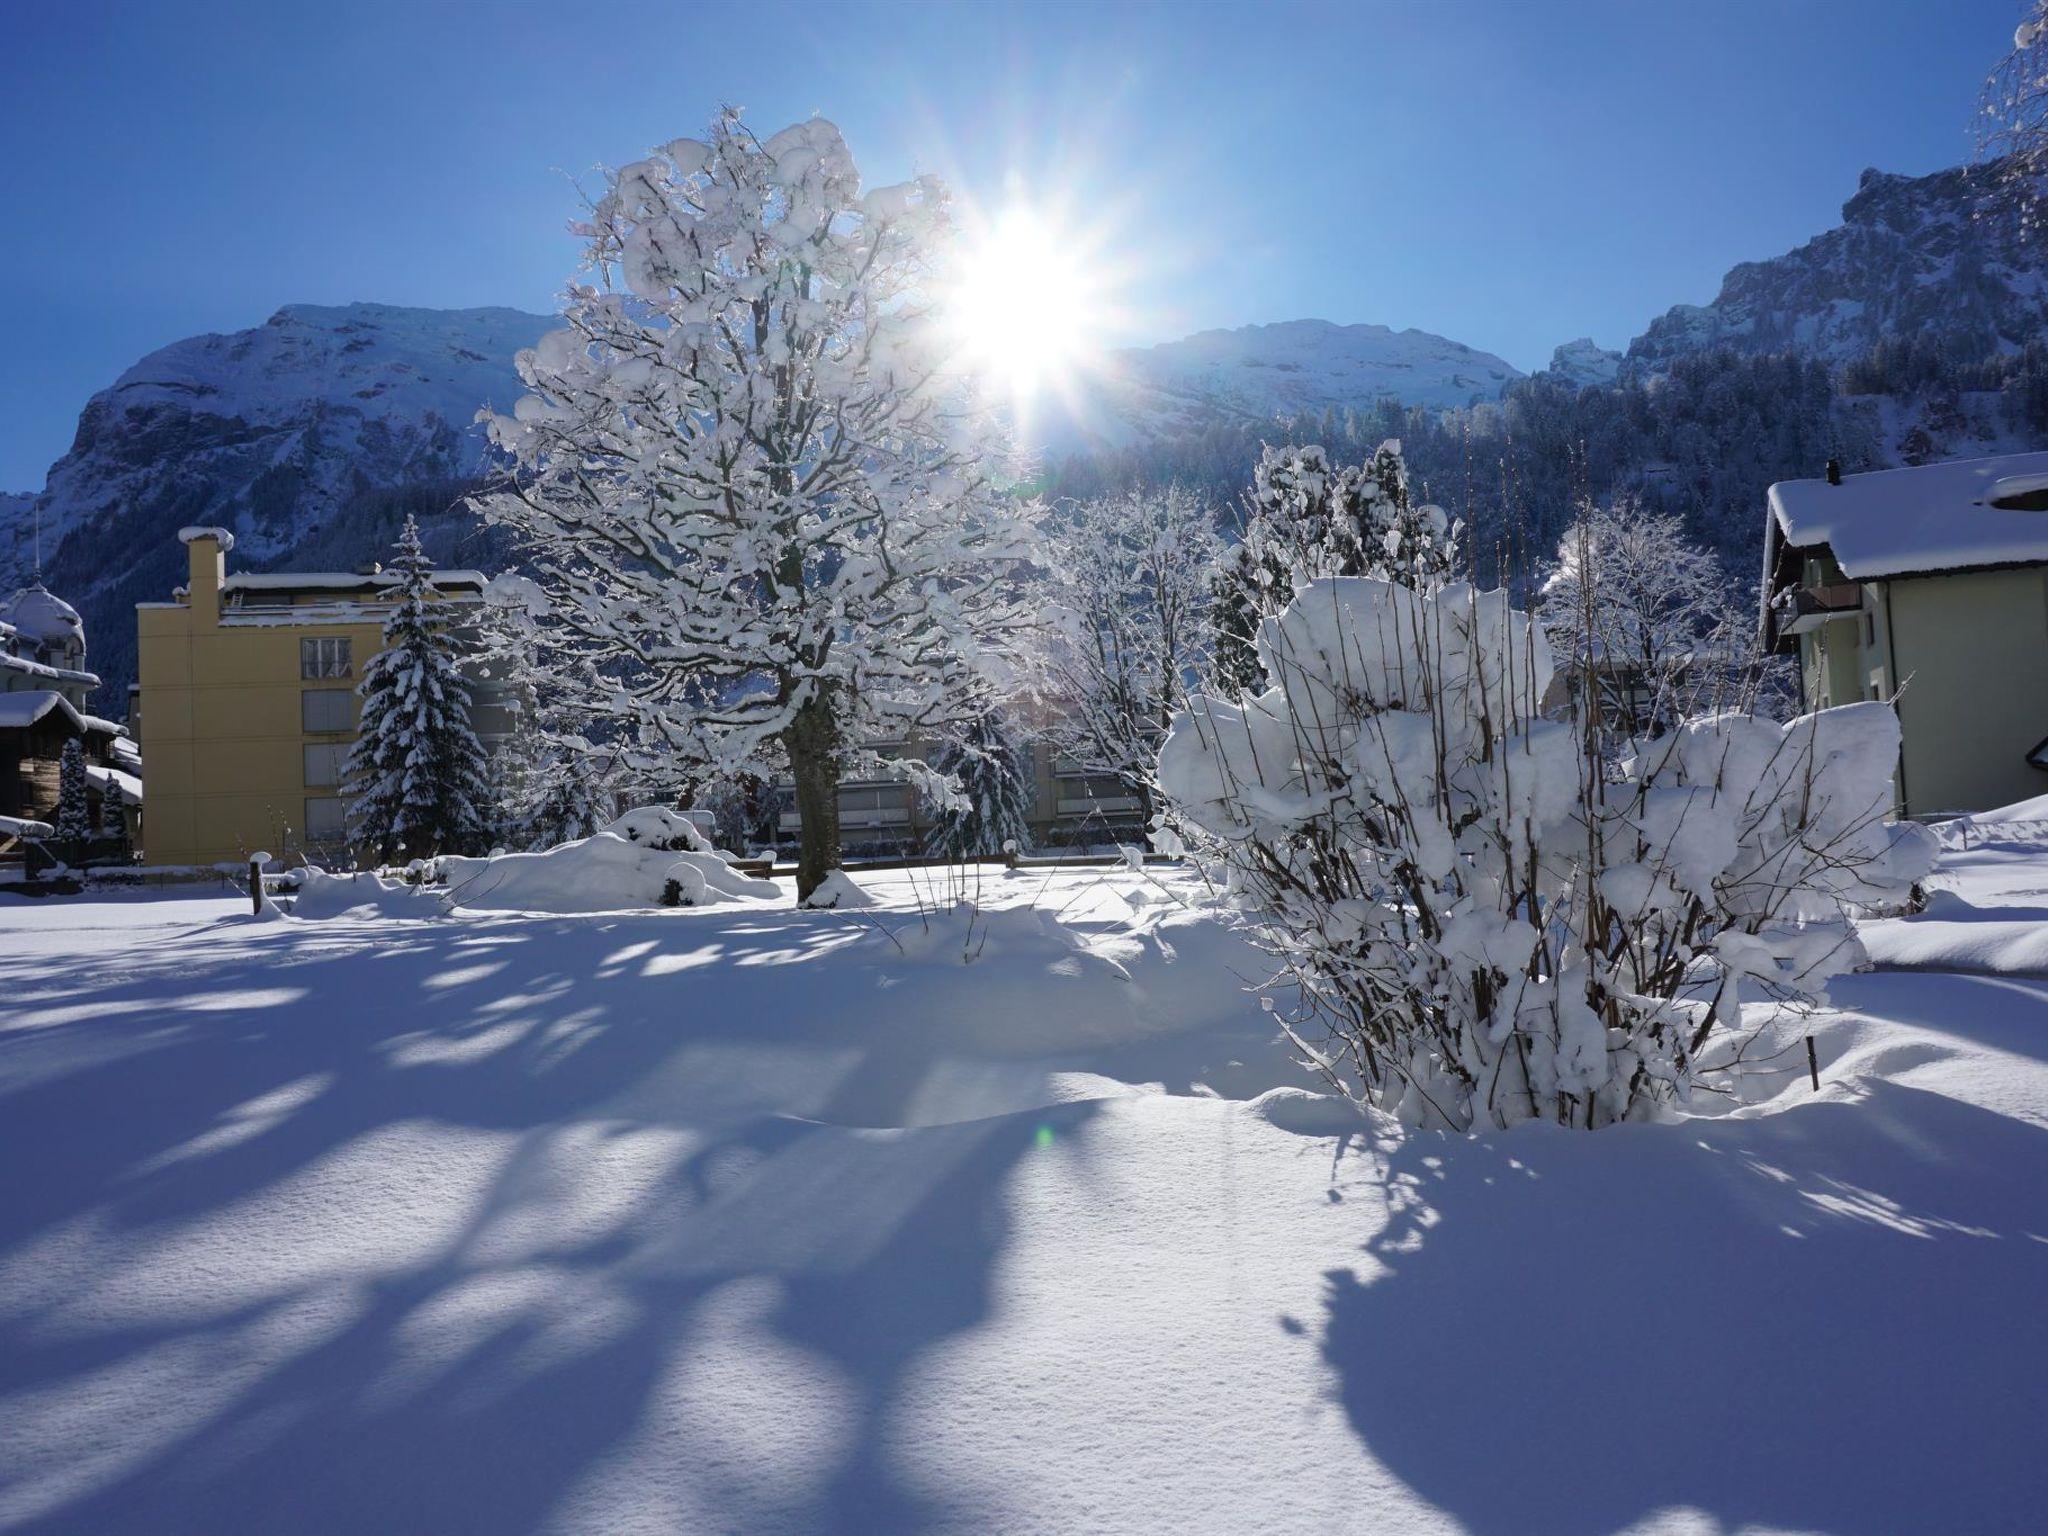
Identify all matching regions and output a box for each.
[1319,1079,2048,1534]
[0,907,1114,1534]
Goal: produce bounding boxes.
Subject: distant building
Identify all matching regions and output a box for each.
[0,581,138,841]
[771,738,1146,855]
[1762,451,2048,819]
[136,527,510,866]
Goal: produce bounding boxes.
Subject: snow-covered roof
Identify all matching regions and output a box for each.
[1,584,84,651]
[0,691,75,730]
[0,690,125,736]
[221,570,487,595]
[85,763,142,805]
[1768,451,2048,580]
[178,525,236,551]
[0,649,98,686]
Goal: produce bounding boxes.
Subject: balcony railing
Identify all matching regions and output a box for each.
[1770,581,1862,637]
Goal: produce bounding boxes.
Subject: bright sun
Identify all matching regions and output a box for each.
[947,206,1103,400]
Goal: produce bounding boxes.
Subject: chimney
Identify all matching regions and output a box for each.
[177,526,234,627]
[1826,459,1842,486]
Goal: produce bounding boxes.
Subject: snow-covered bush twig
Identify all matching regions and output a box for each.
[1158,575,1936,1131]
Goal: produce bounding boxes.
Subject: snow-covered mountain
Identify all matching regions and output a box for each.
[1542,337,1625,389]
[7,302,552,703]
[1629,160,2046,368]
[1036,319,1522,452]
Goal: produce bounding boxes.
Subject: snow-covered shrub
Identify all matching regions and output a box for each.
[1158,575,1936,1131]
[438,833,779,915]
[606,805,715,855]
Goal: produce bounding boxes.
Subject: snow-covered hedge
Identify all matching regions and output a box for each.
[1159,575,1936,1130]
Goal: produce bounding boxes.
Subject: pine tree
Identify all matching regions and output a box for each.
[54,740,92,862]
[924,713,1035,859]
[342,516,493,865]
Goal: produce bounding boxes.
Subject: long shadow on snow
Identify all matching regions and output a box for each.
[1320,1077,2048,1535]
[0,906,1127,1534]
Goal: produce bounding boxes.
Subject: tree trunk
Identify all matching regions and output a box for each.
[785,695,843,903]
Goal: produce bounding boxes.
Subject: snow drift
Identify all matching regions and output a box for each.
[439,832,780,914]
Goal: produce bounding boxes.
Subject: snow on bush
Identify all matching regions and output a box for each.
[1158,574,1937,1130]
[437,833,779,915]
[605,805,716,855]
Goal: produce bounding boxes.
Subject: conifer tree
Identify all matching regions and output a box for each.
[924,713,1035,859]
[342,517,492,865]
[1210,439,1458,695]
[54,739,92,862]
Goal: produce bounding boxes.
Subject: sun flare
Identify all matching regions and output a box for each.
[947,206,1104,400]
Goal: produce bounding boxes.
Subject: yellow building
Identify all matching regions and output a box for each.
[137,526,506,866]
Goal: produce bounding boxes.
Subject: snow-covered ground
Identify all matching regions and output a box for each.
[1,860,2044,1534]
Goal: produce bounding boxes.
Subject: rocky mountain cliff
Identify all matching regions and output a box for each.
[1628,160,2045,369]
[6,303,552,705]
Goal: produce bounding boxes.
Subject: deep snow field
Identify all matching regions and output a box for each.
[1,853,2044,1535]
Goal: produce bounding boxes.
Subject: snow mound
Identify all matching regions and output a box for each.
[604,804,711,852]
[287,868,445,921]
[437,833,780,914]
[798,870,875,909]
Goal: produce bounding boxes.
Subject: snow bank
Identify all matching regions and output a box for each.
[438,832,779,914]
[287,868,444,921]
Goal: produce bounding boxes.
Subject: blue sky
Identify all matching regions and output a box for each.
[0,0,2022,489]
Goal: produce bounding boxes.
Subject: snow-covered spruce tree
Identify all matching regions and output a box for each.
[54,740,92,862]
[479,112,1031,902]
[1538,496,1755,745]
[342,516,493,865]
[1038,486,1220,826]
[923,712,1035,859]
[1211,440,1458,696]
[1158,575,1936,1131]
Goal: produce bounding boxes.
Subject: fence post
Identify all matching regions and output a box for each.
[248,852,272,917]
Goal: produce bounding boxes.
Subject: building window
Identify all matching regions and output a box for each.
[304,742,349,788]
[300,637,352,680]
[302,688,354,734]
[304,796,346,840]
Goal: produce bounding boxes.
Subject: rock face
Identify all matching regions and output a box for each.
[1628,161,2046,368]
[5,303,552,705]
[1543,337,1625,389]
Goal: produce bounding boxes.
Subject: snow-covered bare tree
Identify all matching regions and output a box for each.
[1159,575,1935,1131]
[1037,486,1220,824]
[1537,496,1756,743]
[54,740,92,862]
[1979,3,2048,225]
[477,579,616,850]
[923,711,1035,859]
[1212,440,1458,695]
[478,111,1032,900]
[342,516,493,865]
